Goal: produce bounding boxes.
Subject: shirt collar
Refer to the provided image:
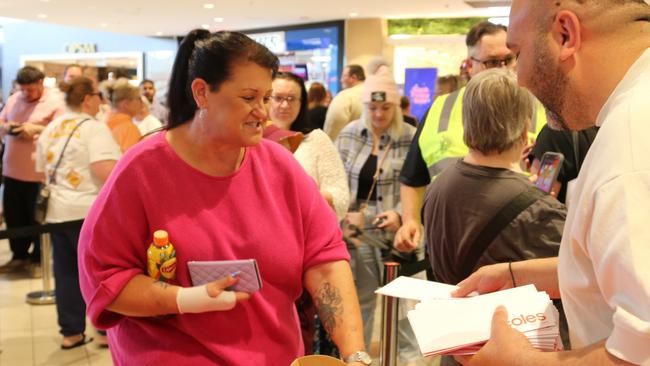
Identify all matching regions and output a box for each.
[596,47,650,127]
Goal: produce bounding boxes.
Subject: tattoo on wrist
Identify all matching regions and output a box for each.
[315,282,343,334]
[154,280,170,289]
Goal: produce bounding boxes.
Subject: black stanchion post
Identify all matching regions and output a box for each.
[379,262,400,366]
[26,232,55,305]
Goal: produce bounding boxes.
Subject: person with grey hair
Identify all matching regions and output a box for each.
[422,69,566,365]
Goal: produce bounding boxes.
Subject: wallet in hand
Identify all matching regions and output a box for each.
[187,259,262,293]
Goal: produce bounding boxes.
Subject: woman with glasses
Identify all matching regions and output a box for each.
[104,78,142,152]
[77,30,366,365]
[334,65,421,365]
[268,72,350,355]
[269,72,349,220]
[35,76,121,350]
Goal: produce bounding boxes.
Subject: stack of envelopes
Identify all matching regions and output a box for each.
[375,277,563,357]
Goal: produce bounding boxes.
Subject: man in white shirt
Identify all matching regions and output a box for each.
[139,79,168,124]
[453,1,650,365]
[322,65,365,140]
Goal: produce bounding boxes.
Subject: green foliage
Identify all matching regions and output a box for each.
[388,18,488,35]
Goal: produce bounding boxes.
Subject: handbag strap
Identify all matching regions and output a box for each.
[360,140,393,211]
[48,118,91,184]
[458,185,545,280]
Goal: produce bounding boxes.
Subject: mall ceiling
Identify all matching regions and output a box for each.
[0,0,511,36]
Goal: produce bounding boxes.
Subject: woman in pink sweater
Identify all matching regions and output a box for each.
[78,29,368,366]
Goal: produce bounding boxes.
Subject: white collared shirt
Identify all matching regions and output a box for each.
[558,48,650,365]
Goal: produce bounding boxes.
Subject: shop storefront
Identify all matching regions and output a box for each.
[245,21,344,94]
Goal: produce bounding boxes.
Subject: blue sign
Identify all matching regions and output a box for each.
[404,68,438,123]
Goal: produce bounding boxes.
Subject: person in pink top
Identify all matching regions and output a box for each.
[0,66,65,275]
[78,29,370,366]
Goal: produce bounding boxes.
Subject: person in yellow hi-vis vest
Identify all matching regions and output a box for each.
[394,21,548,255]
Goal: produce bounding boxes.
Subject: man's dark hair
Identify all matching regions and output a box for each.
[16,66,45,85]
[466,21,508,48]
[346,64,366,81]
[140,79,154,87]
[400,96,410,110]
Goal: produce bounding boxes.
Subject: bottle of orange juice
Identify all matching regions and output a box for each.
[147,230,177,282]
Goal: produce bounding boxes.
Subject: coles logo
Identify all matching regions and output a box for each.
[508,313,547,327]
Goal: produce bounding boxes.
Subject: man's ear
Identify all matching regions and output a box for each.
[190,78,209,109]
[553,10,582,62]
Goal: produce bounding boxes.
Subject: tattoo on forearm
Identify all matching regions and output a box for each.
[153,280,170,289]
[315,282,343,334]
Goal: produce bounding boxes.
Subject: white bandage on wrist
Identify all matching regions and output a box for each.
[176,285,236,314]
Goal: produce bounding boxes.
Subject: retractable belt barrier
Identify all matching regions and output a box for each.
[348,224,430,278]
[0,219,84,305]
[0,219,84,240]
[380,262,400,366]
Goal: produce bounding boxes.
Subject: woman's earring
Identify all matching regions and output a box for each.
[198,108,206,120]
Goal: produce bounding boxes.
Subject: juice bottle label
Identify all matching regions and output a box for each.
[147,244,176,282]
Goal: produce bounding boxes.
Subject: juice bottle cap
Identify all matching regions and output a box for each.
[153,230,169,247]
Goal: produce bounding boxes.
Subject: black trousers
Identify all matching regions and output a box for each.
[52,228,87,336]
[2,176,41,262]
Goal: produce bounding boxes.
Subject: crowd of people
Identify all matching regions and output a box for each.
[0,1,648,364]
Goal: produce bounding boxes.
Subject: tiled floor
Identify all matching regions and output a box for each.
[0,239,113,366]
[0,237,438,366]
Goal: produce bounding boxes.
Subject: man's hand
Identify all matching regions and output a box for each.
[16,122,43,140]
[394,219,422,253]
[452,262,513,298]
[455,306,537,365]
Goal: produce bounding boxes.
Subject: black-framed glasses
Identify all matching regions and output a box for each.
[270,95,300,105]
[471,54,517,69]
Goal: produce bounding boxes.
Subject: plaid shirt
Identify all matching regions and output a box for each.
[334,119,416,214]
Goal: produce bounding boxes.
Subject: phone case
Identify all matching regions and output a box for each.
[187,259,262,293]
[534,152,564,193]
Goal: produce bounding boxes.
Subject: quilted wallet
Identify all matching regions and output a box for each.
[187,259,262,293]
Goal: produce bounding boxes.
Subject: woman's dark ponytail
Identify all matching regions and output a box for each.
[167,29,279,129]
[167,29,211,128]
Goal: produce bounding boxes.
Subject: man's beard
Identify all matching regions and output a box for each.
[530,42,572,131]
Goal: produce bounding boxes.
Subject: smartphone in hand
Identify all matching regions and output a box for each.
[534,152,564,194]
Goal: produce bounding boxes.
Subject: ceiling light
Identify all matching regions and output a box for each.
[39,0,51,2]
[155,31,163,36]
[214,17,224,22]
[349,12,359,17]
[203,3,215,9]
[201,24,210,29]
[100,23,108,28]
[37,14,48,19]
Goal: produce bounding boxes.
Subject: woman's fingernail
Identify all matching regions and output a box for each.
[231,271,241,278]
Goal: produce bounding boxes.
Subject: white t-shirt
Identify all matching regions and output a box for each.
[558,48,650,365]
[133,114,163,136]
[293,129,350,220]
[36,112,121,222]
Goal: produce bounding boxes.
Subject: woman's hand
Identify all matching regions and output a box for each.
[176,274,251,314]
[342,212,364,247]
[206,275,251,303]
[375,210,401,232]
